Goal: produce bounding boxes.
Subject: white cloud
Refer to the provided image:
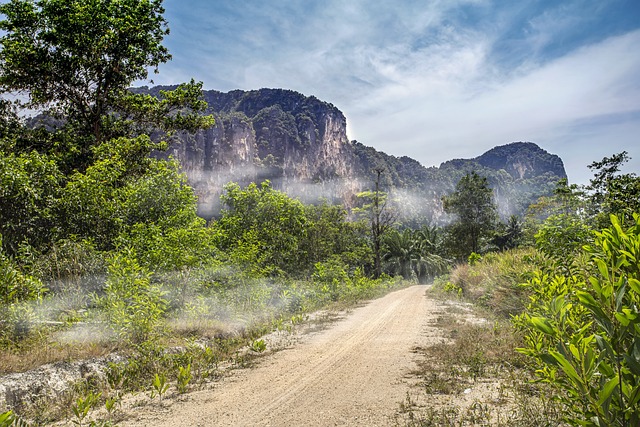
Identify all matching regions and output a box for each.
[344,29,640,184]
[155,0,640,185]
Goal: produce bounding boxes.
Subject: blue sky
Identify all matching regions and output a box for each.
[153,0,640,184]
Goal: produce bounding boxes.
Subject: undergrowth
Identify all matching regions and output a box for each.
[0,254,405,425]
[396,249,570,426]
[432,248,544,317]
[396,299,565,426]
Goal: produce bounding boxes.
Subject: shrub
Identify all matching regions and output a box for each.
[96,250,167,344]
[515,214,640,426]
[0,255,47,306]
[0,151,62,256]
[311,256,397,305]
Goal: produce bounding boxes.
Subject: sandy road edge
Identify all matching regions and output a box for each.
[112,285,446,427]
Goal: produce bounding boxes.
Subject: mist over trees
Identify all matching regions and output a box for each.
[0,2,400,398]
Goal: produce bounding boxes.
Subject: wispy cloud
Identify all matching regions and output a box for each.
[350,29,640,175]
[156,0,640,184]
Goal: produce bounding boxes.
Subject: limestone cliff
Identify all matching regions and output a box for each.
[151,87,566,224]
[154,88,361,216]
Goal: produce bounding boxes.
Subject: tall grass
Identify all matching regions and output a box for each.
[434,248,545,317]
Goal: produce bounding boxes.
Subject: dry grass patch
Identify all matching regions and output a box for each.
[0,335,114,376]
[397,299,565,427]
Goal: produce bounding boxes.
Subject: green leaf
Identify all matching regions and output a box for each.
[549,350,584,390]
[598,360,616,378]
[529,316,556,336]
[614,313,629,326]
[540,353,558,366]
[577,291,612,334]
[614,279,626,312]
[619,249,637,263]
[577,291,598,308]
[627,384,640,408]
[595,258,610,281]
[589,276,603,294]
[0,411,15,427]
[623,353,640,377]
[597,376,619,407]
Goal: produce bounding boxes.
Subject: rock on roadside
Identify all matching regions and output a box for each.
[0,354,125,413]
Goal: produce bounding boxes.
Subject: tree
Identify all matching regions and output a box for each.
[525,178,586,221]
[442,171,497,258]
[57,135,202,252]
[0,0,166,131]
[587,151,640,227]
[0,150,62,256]
[212,181,308,276]
[521,178,588,248]
[0,0,213,171]
[382,227,449,283]
[490,215,524,251]
[382,229,416,279]
[0,0,215,257]
[301,201,372,273]
[355,168,396,278]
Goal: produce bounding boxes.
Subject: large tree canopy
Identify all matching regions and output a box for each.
[0,0,169,123]
[0,0,213,171]
[443,171,497,257]
[0,0,215,255]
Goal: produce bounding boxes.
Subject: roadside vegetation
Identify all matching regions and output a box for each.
[399,154,640,426]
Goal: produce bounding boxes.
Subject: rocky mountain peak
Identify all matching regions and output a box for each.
[475,141,567,180]
[152,87,567,224]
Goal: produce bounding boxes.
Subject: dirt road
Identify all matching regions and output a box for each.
[121,285,440,427]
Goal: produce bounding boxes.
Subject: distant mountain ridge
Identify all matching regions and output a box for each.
[145,86,566,224]
[443,142,566,180]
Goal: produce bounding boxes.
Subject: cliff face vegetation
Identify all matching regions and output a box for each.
[150,86,567,223]
[149,87,359,216]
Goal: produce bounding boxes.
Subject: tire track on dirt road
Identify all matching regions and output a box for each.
[120,285,440,427]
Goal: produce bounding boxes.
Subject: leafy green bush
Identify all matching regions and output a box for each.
[516,214,640,426]
[118,219,217,272]
[534,213,593,268]
[97,250,167,344]
[0,255,47,305]
[467,252,482,266]
[214,182,373,278]
[0,151,62,256]
[312,257,350,302]
[311,256,396,305]
[213,181,308,275]
[0,236,48,341]
[59,136,199,252]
